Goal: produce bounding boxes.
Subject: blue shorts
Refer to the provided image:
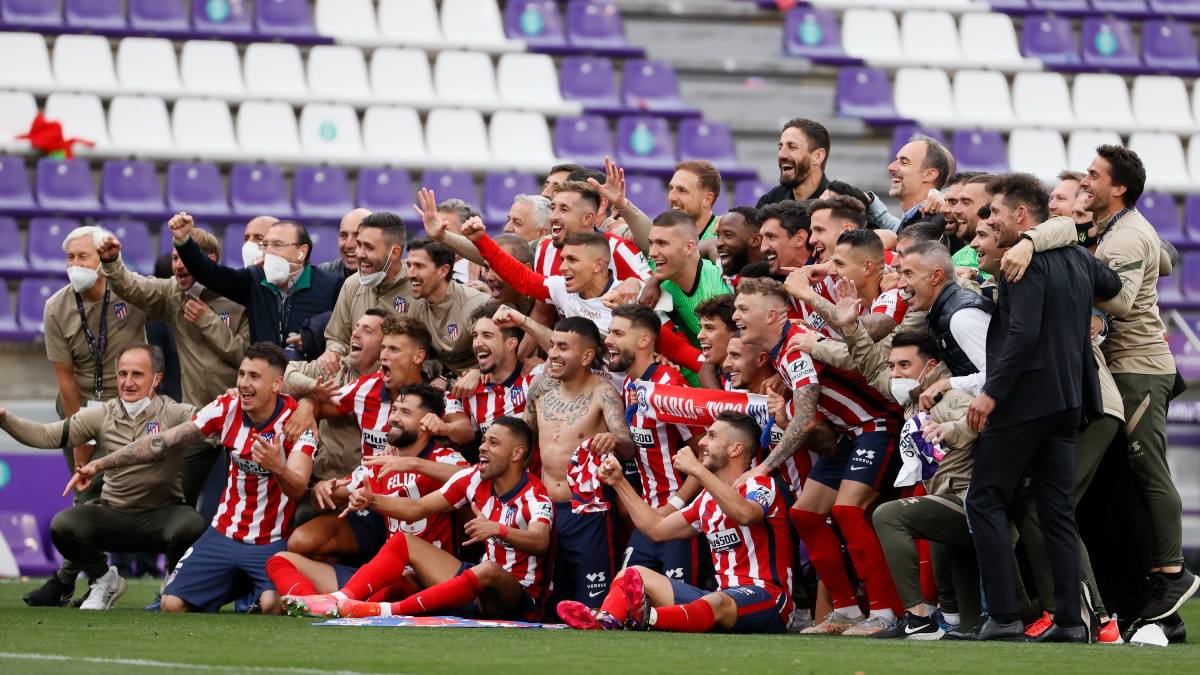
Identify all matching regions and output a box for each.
[622,529,702,586]
[451,561,539,621]
[163,527,287,612]
[332,562,360,589]
[346,510,388,565]
[808,430,898,491]
[669,580,789,634]
[552,502,614,608]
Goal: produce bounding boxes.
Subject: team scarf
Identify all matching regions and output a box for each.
[894,412,946,488]
[627,380,772,433]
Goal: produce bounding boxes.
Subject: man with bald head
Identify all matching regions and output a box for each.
[239,216,279,267]
[318,208,370,279]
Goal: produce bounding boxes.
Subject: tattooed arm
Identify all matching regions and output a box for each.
[93,421,208,471]
[760,383,820,471]
[597,380,636,459]
[523,374,545,439]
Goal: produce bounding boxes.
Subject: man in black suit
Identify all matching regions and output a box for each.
[963,173,1122,643]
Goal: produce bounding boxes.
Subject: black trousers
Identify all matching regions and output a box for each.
[966,408,1082,626]
[50,502,206,581]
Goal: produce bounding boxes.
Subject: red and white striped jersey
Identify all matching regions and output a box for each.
[534,232,650,282]
[444,367,533,432]
[795,273,840,338]
[193,394,318,545]
[439,466,554,600]
[680,476,794,620]
[769,321,903,437]
[331,371,392,462]
[623,364,698,509]
[365,444,469,549]
[869,288,908,325]
[566,438,610,515]
[755,399,814,500]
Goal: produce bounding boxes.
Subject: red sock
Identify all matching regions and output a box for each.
[917,539,937,603]
[791,508,857,609]
[832,505,902,614]
[366,577,417,603]
[651,598,716,633]
[266,556,317,596]
[599,570,631,621]
[342,535,411,600]
[390,568,484,616]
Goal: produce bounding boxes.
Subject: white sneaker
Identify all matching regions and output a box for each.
[79,566,127,610]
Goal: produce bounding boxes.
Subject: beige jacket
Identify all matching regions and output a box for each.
[325,271,414,356]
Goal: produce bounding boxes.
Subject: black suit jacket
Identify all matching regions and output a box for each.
[982,245,1121,429]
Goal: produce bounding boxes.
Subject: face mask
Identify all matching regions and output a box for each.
[67,266,99,292]
[121,396,152,418]
[890,378,921,406]
[184,280,205,298]
[241,241,262,268]
[359,249,394,288]
[263,253,293,286]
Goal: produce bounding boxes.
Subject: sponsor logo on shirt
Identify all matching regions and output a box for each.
[113,303,127,320]
[231,453,271,476]
[707,527,743,553]
[363,429,388,454]
[631,427,655,448]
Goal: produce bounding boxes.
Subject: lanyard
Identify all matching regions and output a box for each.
[1095,207,1132,248]
[74,283,111,400]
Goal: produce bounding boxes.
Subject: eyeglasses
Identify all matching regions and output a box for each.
[260,240,301,252]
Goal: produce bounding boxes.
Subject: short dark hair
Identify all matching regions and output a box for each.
[782,118,831,169]
[243,342,289,374]
[715,410,761,458]
[359,211,407,249]
[363,307,394,322]
[275,221,313,264]
[407,237,456,282]
[566,168,605,186]
[809,195,868,229]
[117,341,165,375]
[911,135,955,189]
[382,316,434,356]
[944,170,984,188]
[651,209,698,239]
[897,219,945,244]
[553,180,601,212]
[490,415,534,465]
[470,300,522,343]
[561,231,610,260]
[553,316,603,368]
[835,228,884,264]
[675,160,723,201]
[964,173,995,191]
[727,206,761,228]
[735,277,790,308]
[696,295,736,332]
[991,172,1050,225]
[759,200,811,237]
[397,382,446,418]
[612,303,661,346]
[550,162,586,177]
[891,331,940,363]
[1095,144,1146,208]
[824,180,869,212]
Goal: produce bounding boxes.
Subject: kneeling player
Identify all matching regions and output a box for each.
[281,417,554,620]
[559,412,794,634]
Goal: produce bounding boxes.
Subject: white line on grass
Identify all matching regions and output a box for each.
[0,652,402,675]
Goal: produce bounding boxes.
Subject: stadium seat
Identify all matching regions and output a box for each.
[441,0,513,49]
[1091,0,1149,14]
[483,172,540,224]
[179,41,245,97]
[299,103,363,158]
[1007,129,1068,183]
[505,0,567,48]
[1030,0,1090,13]
[362,106,428,164]
[490,111,556,171]
[616,115,675,174]
[733,181,772,208]
[951,130,1008,174]
[116,38,182,96]
[1143,20,1200,75]
[243,43,308,100]
[894,68,955,127]
[377,0,443,48]
[1185,194,1200,241]
[100,219,154,274]
[1067,130,1123,174]
[101,160,164,215]
[64,0,124,31]
[1019,14,1079,67]
[559,56,621,110]
[621,60,686,114]
[0,32,53,90]
[900,10,962,67]
[308,225,337,264]
[52,34,118,95]
[0,92,37,153]
[230,163,291,218]
[1188,135,1200,188]
[841,8,903,66]
[191,0,252,36]
[254,0,318,39]
[952,70,1014,129]
[173,98,239,158]
[553,115,612,168]
[426,109,491,169]
[1139,191,1185,241]
[370,48,437,107]
[36,158,99,212]
[1158,270,1184,306]
[0,511,57,576]
[1073,74,1136,131]
[434,51,500,108]
[108,95,174,155]
[1132,76,1197,135]
[890,125,946,159]
[128,0,187,33]
[0,290,21,340]
[0,217,27,275]
[236,101,301,160]
[29,217,80,272]
[497,53,571,112]
[625,174,667,216]
[1,0,61,29]
[836,67,904,125]
[308,45,372,103]
[420,169,479,209]
[1186,255,1200,303]
[1129,132,1192,191]
[677,119,741,174]
[314,0,378,42]
[18,278,59,332]
[783,8,853,65]
[44,92,111,149]
[0,155,35,210]
[1149,0,1200,20]
[293,166,352,219]
[166,161,229,216]
[959,12,1034,70]
[357,167,415,213]
[566,0,633,52]
[1012,72,1074,128]
[1080,18,1142,72]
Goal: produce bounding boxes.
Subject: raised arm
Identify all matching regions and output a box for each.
[171,212,253,306]
[0,407,98,450]
[673,447,762,526]
[599,455,697,542]
[92,420,207,471]
[471,232,551,302]
[99,245,175,319]
[591,157,653,253]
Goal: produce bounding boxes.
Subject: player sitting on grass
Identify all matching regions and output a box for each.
[558,411,795,634]
[281,416,554,620]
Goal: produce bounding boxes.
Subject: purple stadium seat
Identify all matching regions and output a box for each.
[1091,0,1149,15]
[308,225,337,265]
[99,219,153,274]
[1149,0,1200,19]
[0,512,58,577]
[419,170,479,210]
[64,0,124,30]
[1031,0,1091,12]
[505,1,566,48]
[559,57,622,110]
[36,158,99,213]
[989,0,1031,10]
[1182,254,1200,300]
[1158,272,1184,306]
[0,156,35,211]
[191,0,252,36]
[1020,15,1080,67]
[621,60,685,113]
[566,0,629,50]
[1139,191,1184,242]
[483,172,539,225]
[356,168,414,214]
[254,0,317,38]
[101,160,164,216]
[951,130,1008,174]
[18,278,59,332]
[230,164,291,219]
[1,0,62,28]
[891,126,947,159]
[783,8,857,65]
[28,217,79,273]
[836,67,907,126]
[166,162,229,217]
[1184,194,1200,241]
[220,225,245,265]
[0,287,20,338]
[293,166,351,220]
[1080,18,1142,72]
[128,0,188,33]
[0,217,27,275]
[1143,20,1200,74]
[733,180,772,207]
[625,174,666,216]
[677,119,755,179]
[553,115,613,168]
[615,116,675,174]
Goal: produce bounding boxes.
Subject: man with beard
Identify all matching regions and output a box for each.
[405,237,490,376]
[646,210,732,345]
[759,200,817,279]
[714,207,765,280]
[696,296,737,390]
[757,118,831,208]
[265,385,467,597]
[886,137,955,230]
[318,208,370,279]
[948,174,992,273]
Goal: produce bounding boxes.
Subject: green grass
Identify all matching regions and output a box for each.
[0,579,1197,674]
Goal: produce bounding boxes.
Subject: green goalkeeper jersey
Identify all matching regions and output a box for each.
[662,258,732,344]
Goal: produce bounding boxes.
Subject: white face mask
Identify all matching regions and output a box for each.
[241,241,263,268]
[67,265,100,292]
[263,253,293,286]
[121,396,152,418]
[889,378,921,406]
[359,249,394,288]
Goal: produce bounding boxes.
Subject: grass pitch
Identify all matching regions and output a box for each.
[0,579,1197,674]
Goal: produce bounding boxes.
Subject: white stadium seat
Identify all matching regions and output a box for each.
[378,0,443,49]
[900,10,962,66]
[1129,131,1192,191]
[108,95,173,154]
[959,12,1037,70]
[307,46,372,102]
[299,103,363,158]
[953,70,1014,128]
[1188,135,1200,186]
[1073,74,1136,131]
[370,48,437,107]
[1012,72,1075,128]
[1068,130,1123,174]
[496,53,571,112]
[490,110,555,171]
[425,108,490,168]
[236,100,301,160]
[314,0,379,42]
[0,91,37,151]
[243,43,307,100]
[434,51,499,108]
[1132,76,1197,135]
[894,68,956,127]
[1007,129,1068,183]
[52,34,118,94]
[363,106,428,164]
[0,32,53,90]
[116,38,181,95]
[842,9,904,66]
[43,92,110,148]
[172,98,239,157]
[441,0,513,49]
[180,41,245,97]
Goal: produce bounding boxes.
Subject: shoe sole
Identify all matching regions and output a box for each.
[621,571,648,630]
[907,629,946,641]
[557,602,601,630]
[80,577,128,611]
[281,597,314,618]
[1143,575,1200,622]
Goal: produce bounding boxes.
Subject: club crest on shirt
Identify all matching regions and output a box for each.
[394,296,408,313]
[146,420,160,434]
[447,323,459,339]
[509,386,526,407]
[219,312,231,327]
[113,302,127,320]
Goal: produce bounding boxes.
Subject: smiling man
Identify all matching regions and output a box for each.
[757,118,832,207]
[668,160,724,240]
[647,210,731,345]
[714,207,764,278]
[405,237,490,376]
[887,137,955,230]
